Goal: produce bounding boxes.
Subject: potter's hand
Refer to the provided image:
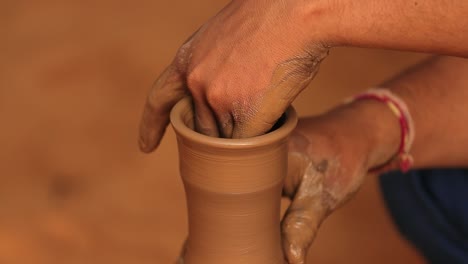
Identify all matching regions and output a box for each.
[282,100,401,264]
[139,0,330,152]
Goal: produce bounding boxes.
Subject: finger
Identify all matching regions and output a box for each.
[176,238,188,264]
[281,163,327,264]
[192,95,220,137]
[214,111,234,138]
[284,129,313,198]
[230,76,303,138]
[232,52,326,138]
[231,98,287,138]
[283,151,307,199]
[139,65,186,153]
[281,199,320,264]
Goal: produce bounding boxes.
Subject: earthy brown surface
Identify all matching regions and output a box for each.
[172,98,296,263]
[0,1,427,263]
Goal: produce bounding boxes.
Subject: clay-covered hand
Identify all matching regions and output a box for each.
[139,0,330,152]
[282,101,401,264]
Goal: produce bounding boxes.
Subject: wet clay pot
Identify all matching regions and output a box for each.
[170,97,298,264]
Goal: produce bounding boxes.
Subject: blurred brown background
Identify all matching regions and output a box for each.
[0,1,427,263]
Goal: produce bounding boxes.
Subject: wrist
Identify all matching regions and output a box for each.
[345,100,401,170]
[299,98,401,171]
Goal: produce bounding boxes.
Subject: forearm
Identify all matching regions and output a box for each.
[308,0,468,56]
[382,56,468,168]
[323,56,468,172]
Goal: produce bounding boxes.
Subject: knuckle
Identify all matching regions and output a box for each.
[174,41,193,73]
[205,85,225,108]
[186,69,205,98]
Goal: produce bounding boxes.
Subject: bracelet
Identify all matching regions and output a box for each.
[346,89,415,173]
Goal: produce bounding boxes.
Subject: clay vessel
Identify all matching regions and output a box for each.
[170,97,298,264]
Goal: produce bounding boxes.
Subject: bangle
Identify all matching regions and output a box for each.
[346,89,415,173]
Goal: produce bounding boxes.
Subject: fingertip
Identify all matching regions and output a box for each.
[281,207,319,264]
[138,120,165,153]
[281,217,305,264]
[138,136,157,153]
[282,237,306,264]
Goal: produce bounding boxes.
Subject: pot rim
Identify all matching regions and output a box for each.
[170,97,298,149]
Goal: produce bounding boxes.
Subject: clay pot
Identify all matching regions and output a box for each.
[170,97,298,264]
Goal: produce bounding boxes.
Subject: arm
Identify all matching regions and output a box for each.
[317,0,468,55]
[384,56,468,167]
[139,0,468,152]
[282,55,468,263]
[140,1,468,262]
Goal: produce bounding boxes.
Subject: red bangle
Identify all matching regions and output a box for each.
[347,89,415,173]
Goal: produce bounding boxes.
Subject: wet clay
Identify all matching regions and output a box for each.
[170,98,298,264]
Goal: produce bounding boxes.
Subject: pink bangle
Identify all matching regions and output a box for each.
[347,89,415,173]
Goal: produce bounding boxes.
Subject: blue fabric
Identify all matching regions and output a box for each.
[380,169,468,264]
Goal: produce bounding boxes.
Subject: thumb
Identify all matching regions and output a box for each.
[281,162,328,264]
[139,64,186,152]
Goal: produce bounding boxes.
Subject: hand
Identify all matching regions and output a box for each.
[139,0,331,152]
[282,100,400,263]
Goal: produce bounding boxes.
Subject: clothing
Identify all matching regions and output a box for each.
[380,169,468,263]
